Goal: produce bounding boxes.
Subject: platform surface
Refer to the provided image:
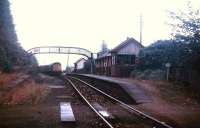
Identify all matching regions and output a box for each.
[81,74,151,104]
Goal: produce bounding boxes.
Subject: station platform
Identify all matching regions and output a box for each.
[79,74,151,104]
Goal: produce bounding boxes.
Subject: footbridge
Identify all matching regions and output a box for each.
[27,46,94,73]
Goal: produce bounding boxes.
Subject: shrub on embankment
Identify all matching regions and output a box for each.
[131,69,166,81]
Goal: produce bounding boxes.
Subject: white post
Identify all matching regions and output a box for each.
[165,63,171,81]
[66,54,69,73]
[90,53,94,74]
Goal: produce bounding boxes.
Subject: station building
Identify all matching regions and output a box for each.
[95,37,144,77]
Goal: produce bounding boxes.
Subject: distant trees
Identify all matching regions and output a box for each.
[0,0,37,72]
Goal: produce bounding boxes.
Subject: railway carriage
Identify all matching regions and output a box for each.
[52,62,62,72]
[38,62,62,75]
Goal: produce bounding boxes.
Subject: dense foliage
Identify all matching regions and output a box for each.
[0,0,37,72]
[137,40,200,68]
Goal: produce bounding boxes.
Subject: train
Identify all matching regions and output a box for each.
[38,62,62,75]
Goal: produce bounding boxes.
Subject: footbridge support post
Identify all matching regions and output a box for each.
[90,53,94,74]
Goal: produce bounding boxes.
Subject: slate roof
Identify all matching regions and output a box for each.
[96,37,144,59]
[111,37,144,53]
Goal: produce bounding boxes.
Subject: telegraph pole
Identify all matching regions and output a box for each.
[140,13,143,44]
[90,53,94,74]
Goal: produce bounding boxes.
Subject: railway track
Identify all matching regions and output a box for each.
[64,75,174,128]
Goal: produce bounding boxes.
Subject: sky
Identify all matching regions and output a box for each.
[9,0,200,69]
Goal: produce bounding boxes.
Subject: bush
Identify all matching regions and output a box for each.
[136,40,183,70]
[131,69,166,81]
[1,80,50,105]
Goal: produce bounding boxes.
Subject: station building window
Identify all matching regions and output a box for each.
[116,55,135,65]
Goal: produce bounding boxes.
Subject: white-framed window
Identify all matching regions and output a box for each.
[112,56,115,65]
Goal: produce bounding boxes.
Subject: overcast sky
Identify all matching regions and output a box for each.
[9,0,200,69]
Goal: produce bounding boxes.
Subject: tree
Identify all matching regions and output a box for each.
[137,40,183,70]
[169,2,200,73]
[0,0,38,72]
[169,2,200,43]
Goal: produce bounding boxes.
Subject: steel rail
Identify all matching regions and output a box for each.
[65,77,114,128]
[69,76,173,128]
